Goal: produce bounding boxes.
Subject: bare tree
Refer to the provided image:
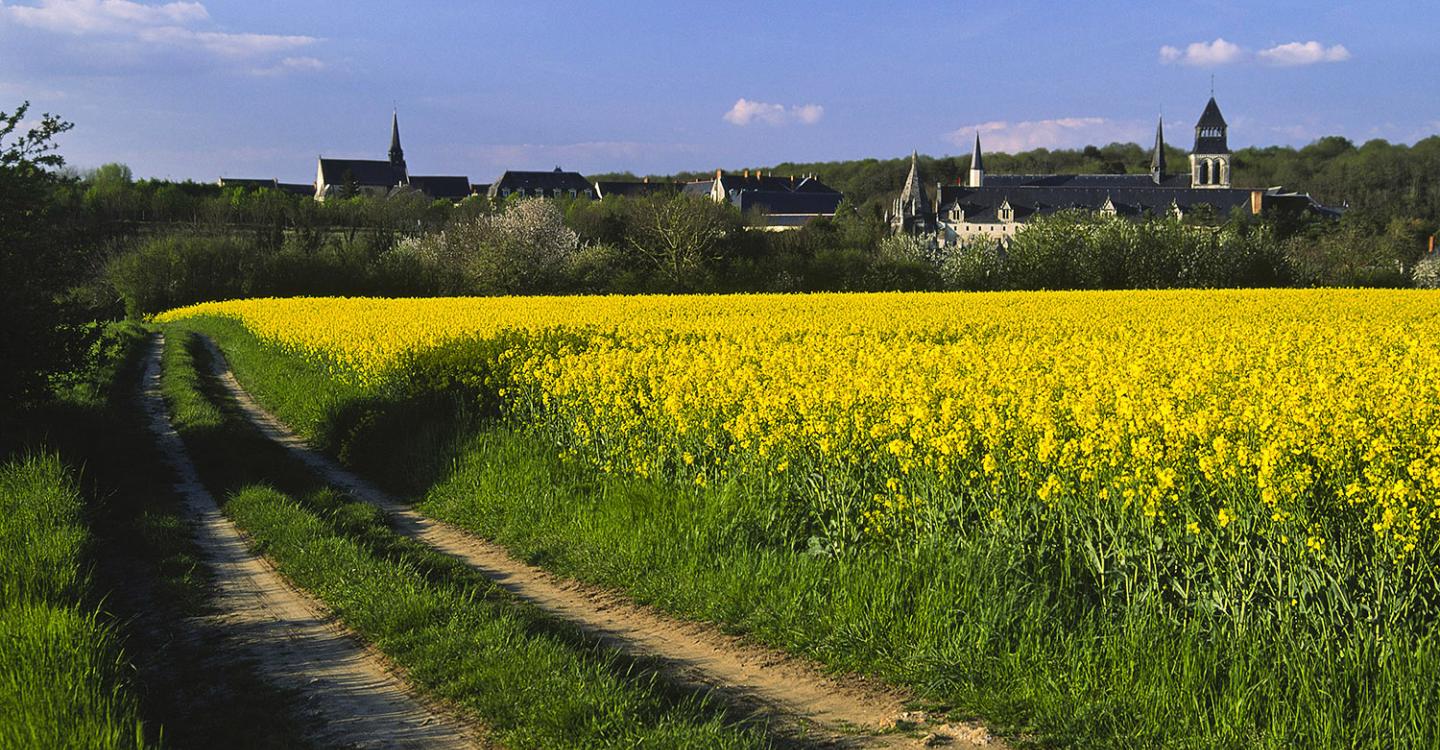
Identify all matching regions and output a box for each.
[624,192,738,290]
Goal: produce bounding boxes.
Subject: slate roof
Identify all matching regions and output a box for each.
[936,184,1256,223]
[897,152,931,215]
[681,181,713,196]
[1193,97,1230,155]
[407,175,472,200]
[488,168,595,198]
[737,190,843,217]
[218,177,281,190]
[593,181,680,198]
[715,173,840,197]
[979,173,1194,189]
[1196,97,1228,128]
[318,158,403,188]
[218,178,315,197]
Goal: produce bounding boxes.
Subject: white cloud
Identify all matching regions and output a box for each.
[1257,41,1350,66]
[0,0,319,69]
[944,117,1146,153]
[722,98,825,127]
[0,0,206,34]
[1158,38,1245,66]
[1159,38,1351,68]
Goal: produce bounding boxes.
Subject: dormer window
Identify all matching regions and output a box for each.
[998,200,1014,222]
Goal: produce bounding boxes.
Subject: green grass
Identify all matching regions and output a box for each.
[0,454,148,750]
[3,321,316,749]
[157,327,774,749]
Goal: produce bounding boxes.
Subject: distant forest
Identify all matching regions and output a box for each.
[595,135,1440,227]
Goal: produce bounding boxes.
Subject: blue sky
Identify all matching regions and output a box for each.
[1,1,1436,182]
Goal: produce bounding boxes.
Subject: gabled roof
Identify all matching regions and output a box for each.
[980,173,1192,189]
[218,177,280,189]
[937,183,1258,222]
[489,168,594,197]
[407,175,472,200]
[594,181,680,198]
[318,158,403,188]
[737,190,843,216]
[715,172,840,196]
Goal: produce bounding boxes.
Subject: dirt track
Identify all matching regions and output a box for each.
[202,335,1002,749]
[142,335,484,750]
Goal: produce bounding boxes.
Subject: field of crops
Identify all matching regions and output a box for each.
[159,289,1440,745]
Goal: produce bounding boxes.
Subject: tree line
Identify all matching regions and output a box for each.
[5,99,1440,414]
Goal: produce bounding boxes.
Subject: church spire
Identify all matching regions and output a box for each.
[388,109,407,180]
[1150,116,1167,183]
[969,132,985,187]
[891,151,934,235]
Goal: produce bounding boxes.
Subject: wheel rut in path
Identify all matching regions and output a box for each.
[142,335,484,750]
[202,335,1003,749]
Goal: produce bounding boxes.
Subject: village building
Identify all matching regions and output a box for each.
[683,169,843,229]
[216,177,314,196]
[892,97,1336,245]
[593,178,680,199]
[487,168,595,200]
[309,112,471,202]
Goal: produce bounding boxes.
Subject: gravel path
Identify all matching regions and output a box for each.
[143,335,485,750]
[203,335,1002,749]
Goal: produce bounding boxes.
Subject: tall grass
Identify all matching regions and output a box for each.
[0,454,148,750]
[157,329,774,749]
[173,313,1440,749]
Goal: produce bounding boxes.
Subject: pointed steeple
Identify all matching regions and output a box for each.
[968,133,985,187]
[388,109,407,180]
[1150,116,1167,183]
[900,151,928,210]
[892,151,934,235]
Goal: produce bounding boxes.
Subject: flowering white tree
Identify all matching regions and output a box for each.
[399,198,578,293]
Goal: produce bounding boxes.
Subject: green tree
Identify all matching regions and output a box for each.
[0,101,78,412]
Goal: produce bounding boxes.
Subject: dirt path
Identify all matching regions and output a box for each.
[202,336,1002,749]
[142,335,485,750]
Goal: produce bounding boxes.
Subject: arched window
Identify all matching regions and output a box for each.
[1217,160,1228,185]
[1198,160,1210,185]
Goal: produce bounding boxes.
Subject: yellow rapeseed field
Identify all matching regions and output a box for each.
[159,290,1440,564]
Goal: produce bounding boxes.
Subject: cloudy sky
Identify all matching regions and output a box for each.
[1,0,1435,182]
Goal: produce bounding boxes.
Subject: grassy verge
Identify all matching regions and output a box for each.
[3,322,314,749]
[157,326,774,749]
[0,453,148,750]
[175,313,1440,749]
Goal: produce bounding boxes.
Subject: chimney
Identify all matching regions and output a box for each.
[643,176,649,184]
[715,168,722,180]
[1250,190,1264,216]
[743,169,749,178]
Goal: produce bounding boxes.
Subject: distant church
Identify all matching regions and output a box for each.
[891,97,1336,244]
[312,112,472,201]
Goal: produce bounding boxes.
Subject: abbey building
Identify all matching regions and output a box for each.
[891,97,1335,244]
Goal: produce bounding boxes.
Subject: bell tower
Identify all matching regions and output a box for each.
[1189,97,1230,189]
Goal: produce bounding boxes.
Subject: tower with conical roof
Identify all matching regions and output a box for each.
[1189,97,1230,189]
[969,132,985,187]
[1150,117,1167,184]
[388,110,408,183]
[891,151,935,235]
